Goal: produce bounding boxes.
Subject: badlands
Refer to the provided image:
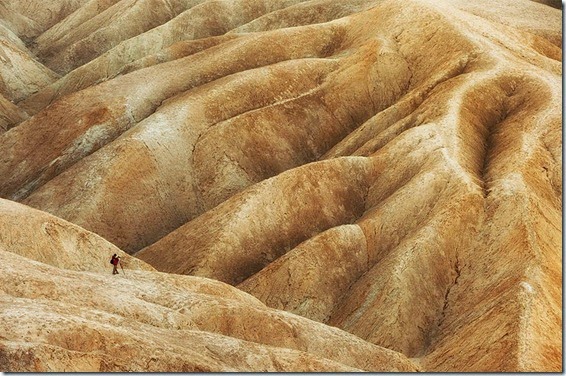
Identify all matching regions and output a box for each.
[0,0,562,372]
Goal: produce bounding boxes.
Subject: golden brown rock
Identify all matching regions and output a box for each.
[0,93,28,133]
[1,0,90,40]
[0,245,417,372]
[0,198,152,272]
[0,0,561,372]
[0,38,57,102]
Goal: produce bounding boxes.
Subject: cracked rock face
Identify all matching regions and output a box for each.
[0,0,562,372]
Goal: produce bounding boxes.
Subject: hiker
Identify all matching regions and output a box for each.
[111,254,121,275]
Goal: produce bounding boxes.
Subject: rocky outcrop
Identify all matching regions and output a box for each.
[0,0,561,372]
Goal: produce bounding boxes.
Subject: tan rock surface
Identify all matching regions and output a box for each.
[0,93,28,133]
[31,0,318,76]
[0,0,561,372]
[0,38,58,103]
[0,0,91,40]
[0,198,152,272]
[0,246,416,371]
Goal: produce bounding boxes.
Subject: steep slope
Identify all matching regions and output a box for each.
[0,93,28,133]
[0,38,58,102]
[18,0,363,115]
[0,0,561,373]
[0,198,152,272]
[0,0,91,40]
[0,201,416,371]
[33,0,207,74]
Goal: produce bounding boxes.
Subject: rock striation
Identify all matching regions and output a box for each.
[0,0,562,372]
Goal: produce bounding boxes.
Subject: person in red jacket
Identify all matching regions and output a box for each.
[111,254,121,275]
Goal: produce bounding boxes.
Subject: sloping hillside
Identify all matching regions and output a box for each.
[0,0,561,372]
[1,200,414,372]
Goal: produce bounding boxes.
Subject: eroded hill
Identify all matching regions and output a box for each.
[0,0,562,372]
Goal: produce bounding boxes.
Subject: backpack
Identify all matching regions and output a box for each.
[110,257,114,264]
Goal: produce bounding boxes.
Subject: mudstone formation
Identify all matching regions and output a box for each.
[0,0,562,372]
